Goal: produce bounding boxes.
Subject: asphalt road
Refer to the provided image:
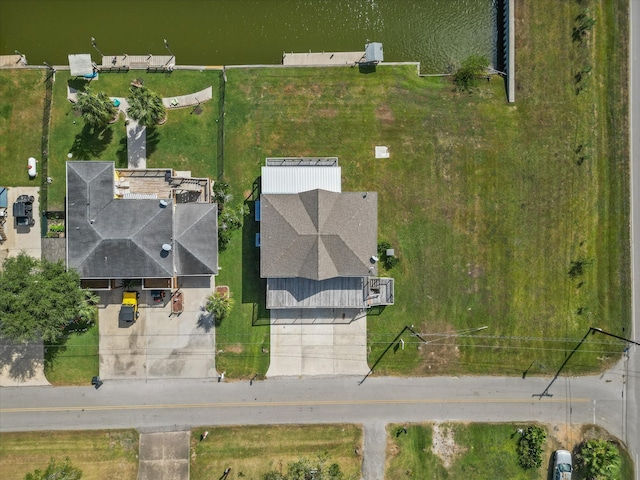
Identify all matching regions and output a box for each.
[628,0,640,477]
[0,374,626,436]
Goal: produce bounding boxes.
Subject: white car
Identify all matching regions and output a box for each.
[553,450,572,480]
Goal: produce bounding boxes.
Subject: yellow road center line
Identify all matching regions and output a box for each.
[0,397,588,414]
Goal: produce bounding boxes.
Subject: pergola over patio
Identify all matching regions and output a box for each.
[68,54,94,77]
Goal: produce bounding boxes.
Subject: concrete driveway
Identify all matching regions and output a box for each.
[138,431,190,480]
[266,309,369,377]
[98,279,217,380]
[0,186,49,387]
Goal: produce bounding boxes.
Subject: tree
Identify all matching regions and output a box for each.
[127,87,166,127]
[0,253,94,343]
[74,87,117,130]
[577,439,621,480]
[452,55,490,92]
[205,291,234,322]
[24,457,82,480]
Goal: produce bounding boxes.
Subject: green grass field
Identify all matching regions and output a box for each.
[0,0,629,379]
[0,430,138,480]
[0,69,47,187]
[44,319,99,385]
[45,69,222,210]
[190,424,362,480]
[217,0,630,377]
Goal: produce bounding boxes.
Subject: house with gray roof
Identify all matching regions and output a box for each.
[66,161,218,289]
[259,158,394,311]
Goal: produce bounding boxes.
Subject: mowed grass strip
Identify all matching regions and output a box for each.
[191,424,362,480]
[0,430,138,480]
[220,0,629,377]
[44,320,99,386]
[0,69,47,186]
[46,70,222,210]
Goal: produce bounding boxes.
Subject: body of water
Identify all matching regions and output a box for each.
[0,0,496,73]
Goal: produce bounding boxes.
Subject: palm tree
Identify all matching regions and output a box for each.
[126,87,166,127]
[578,439,621,480]
[74,87,117,130]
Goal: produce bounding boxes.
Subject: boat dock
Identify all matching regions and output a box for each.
[99,54,175,72]
[0,54,27,68]
[282,51,366,66]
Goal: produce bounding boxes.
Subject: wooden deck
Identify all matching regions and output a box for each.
[100,54,175,71]
[267,276,395,309]
[282,51,366,66]
[115,169,211,202]
[0,54,27,68]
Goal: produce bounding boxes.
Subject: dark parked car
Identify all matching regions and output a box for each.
[12,194,35,227]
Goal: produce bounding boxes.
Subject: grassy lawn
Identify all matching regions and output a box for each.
[44,319,99,386]
[386,422,633,480]
[46,69,222,210]
[218,0,630,377]
[0,69,47,187]
[0,429,138,480]
[190,424,362,480]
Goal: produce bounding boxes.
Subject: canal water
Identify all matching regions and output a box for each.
[0,0,496,73]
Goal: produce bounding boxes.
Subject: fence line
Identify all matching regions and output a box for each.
[40,71,54,212]
[217,68,226,179]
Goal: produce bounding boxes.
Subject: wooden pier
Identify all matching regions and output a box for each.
[100,54,175,72]
[282,51,366,66]
[0,54,27,68]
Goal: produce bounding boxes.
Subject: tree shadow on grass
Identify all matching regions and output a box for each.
[0,337,46,382]
[146,126,160,158]
[115,135,128,168]
[70,124,114,159]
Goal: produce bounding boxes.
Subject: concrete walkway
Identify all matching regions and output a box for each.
[362,422,386,480]
[138,431,189,480]
[162,86,212,110]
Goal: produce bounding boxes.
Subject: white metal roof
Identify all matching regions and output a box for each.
[261,166,341,194]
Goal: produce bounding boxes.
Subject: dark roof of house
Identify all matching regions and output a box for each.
[66,161,217,278]
[260,189,377,280]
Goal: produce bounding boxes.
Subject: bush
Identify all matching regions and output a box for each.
[577,439,621,480]
[205,291,234,322]
[517,426,546,469]
[452,55,490,92]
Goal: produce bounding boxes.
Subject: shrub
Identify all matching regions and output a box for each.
[205,291,234,322]
[517,426,546,469]
[577,439,621,480]
[452,55,490,92]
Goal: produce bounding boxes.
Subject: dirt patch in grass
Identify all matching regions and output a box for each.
[416,321,461,374]
[224,344,244,354]
[375,104,394,124]
[431,423,466,468]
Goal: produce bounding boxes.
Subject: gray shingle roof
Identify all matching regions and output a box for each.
[260,189,377,280]
[174,203,218,275]
[66,161,218,279]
